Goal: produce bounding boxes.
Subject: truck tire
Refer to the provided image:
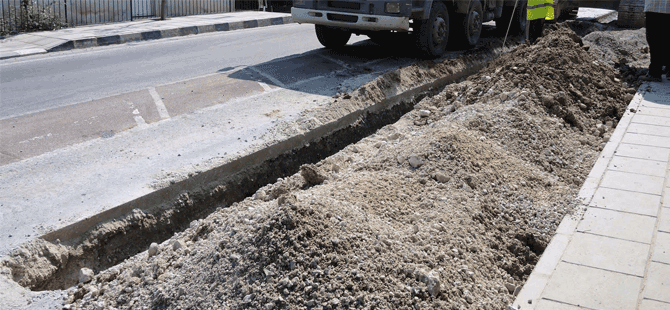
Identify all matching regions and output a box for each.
[451,0,483,47]
[315,25,352,49]
[415,2,450,58]
[495,0,526,36]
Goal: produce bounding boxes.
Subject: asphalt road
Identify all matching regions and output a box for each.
[0,23,368,119]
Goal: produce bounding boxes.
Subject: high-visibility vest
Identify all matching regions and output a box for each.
[527,0,555,20]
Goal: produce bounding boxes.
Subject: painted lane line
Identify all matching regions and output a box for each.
[248,66,287,89]
[290,75,326,87]
[257,81,273,92]
[317,54,351,69]
[148,87,170,119]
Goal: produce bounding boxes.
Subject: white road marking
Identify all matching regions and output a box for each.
[290,75,326,87]
[148,87,170,119]
[249,66,287,89]
[317,54,351,69]
[257,81,273,92]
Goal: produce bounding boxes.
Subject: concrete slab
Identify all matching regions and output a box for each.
[615,143,670,162]
[608,155,667,177]
[651,232,670,264]
[638,106,670,118]
[621,132,670,149]
[600,170,665,196]
[639,298,670,310]
[640,93,670,110]
[642,262,670,303]
[542,262,642,310]
[589,187,661,216]
[632,114,670,127]
[577,207,656,244]
[252,54,345,87]
[534,299,586,309]
[627,123,670,137]
[561,232,649,276]
[659,207,670,233]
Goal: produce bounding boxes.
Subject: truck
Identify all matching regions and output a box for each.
[292,0,535,57]
[290,0,644,57]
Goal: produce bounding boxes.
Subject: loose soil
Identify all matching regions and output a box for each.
[1,21,647,310]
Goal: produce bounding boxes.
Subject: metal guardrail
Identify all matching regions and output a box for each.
[0,0,243,33]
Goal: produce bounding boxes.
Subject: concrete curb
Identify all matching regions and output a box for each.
[510,89,647,309]
[0,16,293,59]
[49,16,293,52]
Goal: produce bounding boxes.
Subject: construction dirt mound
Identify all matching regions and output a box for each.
[42,27,635,310]
[36,24,634,310]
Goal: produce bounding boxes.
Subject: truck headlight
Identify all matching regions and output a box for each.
[385,2,400,13]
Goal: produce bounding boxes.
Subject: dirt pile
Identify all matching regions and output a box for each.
[52,24,632,310]
[558,20,650,87]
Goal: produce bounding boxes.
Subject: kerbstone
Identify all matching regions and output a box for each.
[577,207,656,244]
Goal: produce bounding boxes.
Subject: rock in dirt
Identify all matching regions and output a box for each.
[148,243,158,257]
[408,156,424,168]
[78,268,94,284]
[300,164,327,185]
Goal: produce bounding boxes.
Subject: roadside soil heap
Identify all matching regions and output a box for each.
[5,23,638,310]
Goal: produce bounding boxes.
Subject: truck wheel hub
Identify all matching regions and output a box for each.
[467,12,482,37]
[432,17,446,45]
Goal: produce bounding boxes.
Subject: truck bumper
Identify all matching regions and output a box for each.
[291,7,410,31]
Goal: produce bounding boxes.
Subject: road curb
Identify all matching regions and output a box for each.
[0,16,293,59]
[48,16,293,53]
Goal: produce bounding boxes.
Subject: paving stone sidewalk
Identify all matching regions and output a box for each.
[513,77,670,309]
[0,11,292,60]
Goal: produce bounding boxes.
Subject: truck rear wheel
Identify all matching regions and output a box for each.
[416,2,449,57]
[315,25,352,49]
[452,0,483,47]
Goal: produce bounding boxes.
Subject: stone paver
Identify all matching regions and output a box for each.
[535,299,585,309]
[589,187,661,216]
[622,132,670,148]
[627,123,670,137]
[642,262,670,303]
[608,155,667,177]
[562,232,649,276]
[600,170,665,196]
[542,262,642,310]
[632,114,670,127]
[651,232,670,264]
[577,207,656,243]
[660,207,670,232]
[615,143,670,162]
[638,106,670,117]
[639,298,670,310]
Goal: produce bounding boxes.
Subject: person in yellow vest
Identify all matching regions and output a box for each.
[526,0,555,43]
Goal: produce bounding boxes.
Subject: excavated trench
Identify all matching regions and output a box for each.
[2,40,509,292]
